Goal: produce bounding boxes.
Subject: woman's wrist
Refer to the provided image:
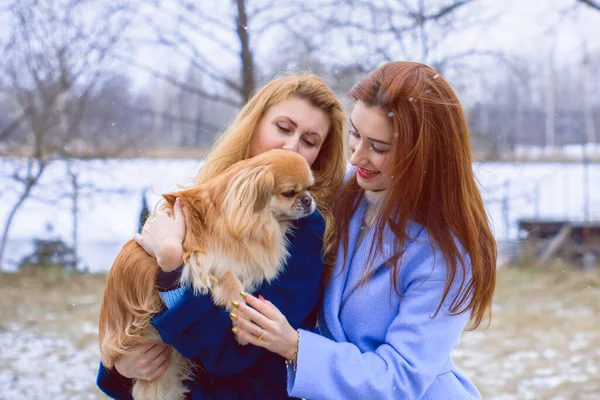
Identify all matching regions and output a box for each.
[156,242,184,272]
[284,329,300,370]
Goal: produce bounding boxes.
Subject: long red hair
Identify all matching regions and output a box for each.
[334,62,496,329]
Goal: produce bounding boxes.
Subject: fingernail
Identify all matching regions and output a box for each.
[232,327,239,334]
[229,312,237,320]
[240,292,247,298]
[232,300,240,307]
[175,197,180,203]
[258,295,265,301]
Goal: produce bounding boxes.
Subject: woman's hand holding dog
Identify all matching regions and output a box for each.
[134,198,186,272]
[114,343,172,381]
[231,293,298,360]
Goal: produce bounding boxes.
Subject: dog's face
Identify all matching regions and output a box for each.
[269,152,316,221]
[164,150,316,239]
[223,149,316,222]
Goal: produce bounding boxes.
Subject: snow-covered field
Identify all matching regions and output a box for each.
[1,158,599,272]
[1,158,599,399]
[0,269,106,400]
[1,266,598,399]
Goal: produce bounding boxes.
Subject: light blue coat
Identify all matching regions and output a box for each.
[287,183,482,399]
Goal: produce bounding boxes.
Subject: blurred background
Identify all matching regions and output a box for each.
[0,0,599,399]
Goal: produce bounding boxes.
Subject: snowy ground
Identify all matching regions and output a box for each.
[0,269,105,400]
[1,157,599,398]
[1,158,599,272]
[455,266,600,399]
[0,265,599,399]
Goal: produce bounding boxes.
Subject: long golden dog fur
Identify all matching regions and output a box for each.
[99,149,316,399]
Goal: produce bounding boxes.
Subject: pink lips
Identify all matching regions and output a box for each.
[357,166,379,179]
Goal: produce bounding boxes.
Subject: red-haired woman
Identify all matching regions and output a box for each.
[233,61,497,399]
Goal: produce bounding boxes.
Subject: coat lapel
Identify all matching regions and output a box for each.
[320,199,367,341]
[353,219,424,276]
[319,195,425,340]
[343,209,425,307]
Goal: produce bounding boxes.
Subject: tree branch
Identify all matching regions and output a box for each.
[0,107,30,142]
[578,0,600,11]
[113,53,241,107]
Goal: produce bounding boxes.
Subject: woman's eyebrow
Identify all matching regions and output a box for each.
[281,116,324,140]
[280,116,298,128]
[350,118,392,145]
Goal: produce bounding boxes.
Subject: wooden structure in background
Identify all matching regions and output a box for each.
[518,219,600,269]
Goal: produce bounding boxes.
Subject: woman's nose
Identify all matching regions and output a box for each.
[349,142,366,165]
[281,137,300,153]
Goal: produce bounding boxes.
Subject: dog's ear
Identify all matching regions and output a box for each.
[221,165,275,238]
[252,170,274,212]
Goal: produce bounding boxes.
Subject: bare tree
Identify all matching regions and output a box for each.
[0,0,134,267]
[578,0,600,11]
[106,0,337,148]
[117,1,336,104]
[296,0,503,76]
[115,0,253,108]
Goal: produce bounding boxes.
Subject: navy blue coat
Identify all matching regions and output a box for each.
[97,211,326,399]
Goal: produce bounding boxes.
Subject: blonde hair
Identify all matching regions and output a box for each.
[196,74,346,264]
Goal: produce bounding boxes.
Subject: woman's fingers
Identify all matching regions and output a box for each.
[144,348,171,381]
[137,344,170,380]
[235,299,273,329]
[151,344,171,364]
[233,323,267,348]
[146,355,171,381]
[144,343,167,361]
[243,293,281,321]
[234,313,264,337]
[134,343,155,354]
[147,347,171,380]
[173,198,184,221]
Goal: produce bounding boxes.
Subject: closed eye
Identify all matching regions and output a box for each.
[276,123,291,133]
[281,190,297,198]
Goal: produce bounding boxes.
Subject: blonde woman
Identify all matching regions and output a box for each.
[96,74,346,399]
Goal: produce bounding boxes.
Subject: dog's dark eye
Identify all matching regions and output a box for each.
[281,190,297,198]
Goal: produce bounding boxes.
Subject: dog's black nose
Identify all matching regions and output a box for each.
[301,195,312,208]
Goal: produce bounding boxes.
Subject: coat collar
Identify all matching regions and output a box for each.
[320,196,424,341]
[320,198,366,341]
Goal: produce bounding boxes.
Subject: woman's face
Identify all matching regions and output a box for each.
[348,101,395,192]
[251,97,330,167]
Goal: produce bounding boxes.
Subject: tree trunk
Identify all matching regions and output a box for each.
[69,163,79,269]
[545,51,556,152]
[235,0,255,103]
[0,183,36,268]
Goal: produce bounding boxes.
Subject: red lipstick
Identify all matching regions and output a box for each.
[357,166,379,179]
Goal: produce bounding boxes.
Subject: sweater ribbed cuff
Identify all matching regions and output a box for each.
[159,288,186,308]
[157,264,184,292]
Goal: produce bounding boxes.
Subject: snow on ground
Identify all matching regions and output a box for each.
[0,324,101,400]
[0,270,106,400]
[1,267,598,399]
[1,158,599,272]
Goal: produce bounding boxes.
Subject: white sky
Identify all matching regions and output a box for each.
[482,0,600,56]
[1,1,599,97]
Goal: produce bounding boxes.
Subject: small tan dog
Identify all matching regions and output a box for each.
[99,149,316,399]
